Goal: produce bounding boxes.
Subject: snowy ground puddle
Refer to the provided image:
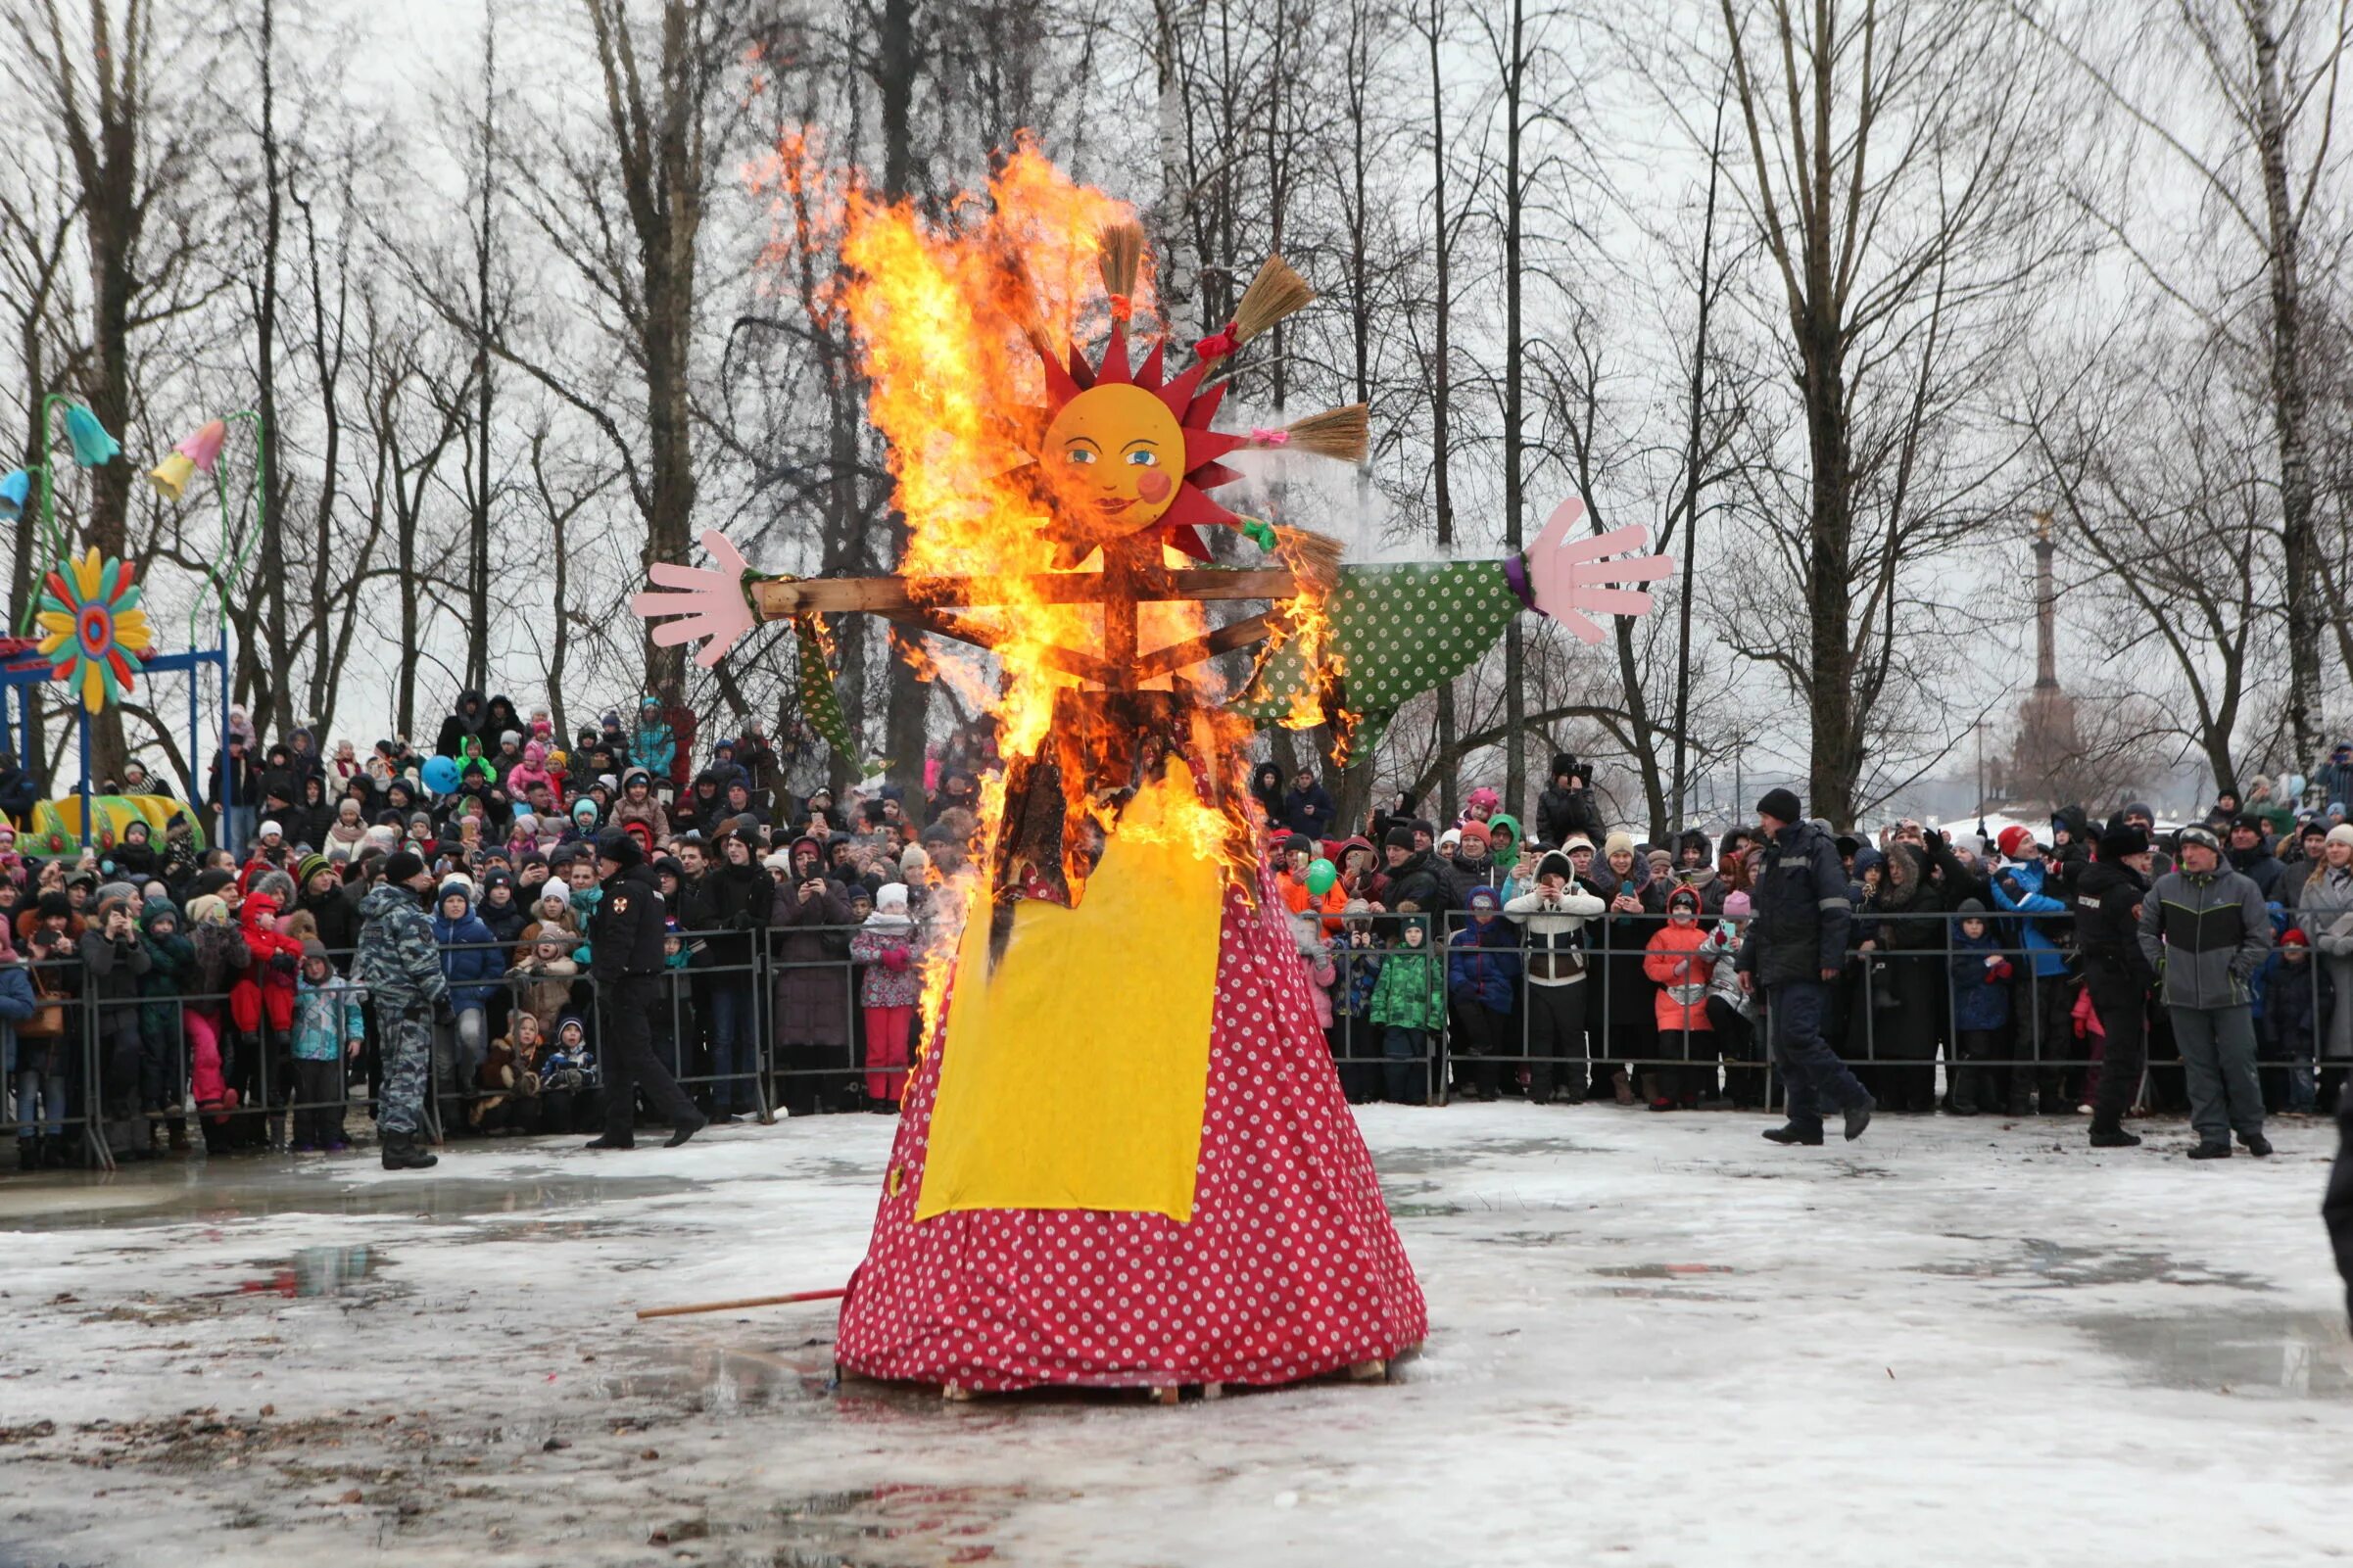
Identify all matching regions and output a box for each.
[2073,1307,2353,1397]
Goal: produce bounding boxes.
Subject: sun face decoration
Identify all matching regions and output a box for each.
[1043,383,1189,534]
[1015,227,1264,565]
[35,546,155,714]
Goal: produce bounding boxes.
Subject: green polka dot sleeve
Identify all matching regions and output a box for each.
[1233,560,1523,733]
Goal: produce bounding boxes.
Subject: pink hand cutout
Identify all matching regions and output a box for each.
[1526,498,1674,644]
[630,529,757,668]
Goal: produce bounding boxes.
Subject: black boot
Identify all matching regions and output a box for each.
[664,1115,707,1149]
[1844,1098,1875,1142]
[381,1131,440,1170]
[41,1135,68,1169]
[13,1136,33,1172]
[2089,1126,2142,1148]
[2186,1142,2232,1160]
[1761,1123,1824,1146]
[2238,1130,2274,1157]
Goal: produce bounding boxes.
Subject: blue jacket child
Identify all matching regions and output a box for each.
[1948,900,2015,1033]
[431,879,504,1015]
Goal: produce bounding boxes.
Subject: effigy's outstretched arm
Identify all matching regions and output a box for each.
[1232,498,1674,745]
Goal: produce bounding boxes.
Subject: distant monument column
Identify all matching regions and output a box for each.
[2011,510,2082,804]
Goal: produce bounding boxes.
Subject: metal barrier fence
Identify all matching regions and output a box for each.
[5,893,2347,1168]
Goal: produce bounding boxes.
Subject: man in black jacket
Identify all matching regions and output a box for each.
[583,830,706,1151]
[1738,788,1873,1145]
[2078,825,2156,1148]
[2327,1079,2353,1330]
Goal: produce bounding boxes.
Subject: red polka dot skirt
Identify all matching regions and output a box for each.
[835,875,1429,1392]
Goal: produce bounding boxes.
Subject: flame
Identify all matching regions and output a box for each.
[752,137,1287,1002]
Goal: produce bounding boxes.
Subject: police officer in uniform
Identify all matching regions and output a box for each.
[2077,823,2155,1148]
[1738,788,1874,1145]
[583,828,707,1151]
[353,850,447,1170]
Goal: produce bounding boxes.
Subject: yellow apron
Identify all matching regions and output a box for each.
[915,762,1225,1222]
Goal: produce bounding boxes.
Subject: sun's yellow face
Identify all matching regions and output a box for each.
[1041,383,1184,535]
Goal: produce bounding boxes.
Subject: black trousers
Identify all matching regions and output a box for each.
[600,974,702,1140]
[2087,968,2147,1132]
[1524,982,1587,1100]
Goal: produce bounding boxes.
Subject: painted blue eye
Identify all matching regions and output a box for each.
[1125,449,1159,467]
[1065,446,1097,465]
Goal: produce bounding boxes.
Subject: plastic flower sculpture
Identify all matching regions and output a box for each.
[36,547,154,713]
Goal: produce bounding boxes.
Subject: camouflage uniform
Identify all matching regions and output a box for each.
[354,880,450,1137]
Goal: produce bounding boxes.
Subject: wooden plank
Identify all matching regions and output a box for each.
[1130,613,1277,683]
[752,568,1299,618]
[883,607,1120,689]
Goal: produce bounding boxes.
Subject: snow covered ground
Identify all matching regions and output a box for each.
[0,1106,2346,1567]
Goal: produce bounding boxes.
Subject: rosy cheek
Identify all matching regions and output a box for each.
[1135,469,1172,502]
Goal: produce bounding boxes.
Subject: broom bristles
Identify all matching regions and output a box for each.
[1097,221,1146,302]
[1230,254,1313,347]
[1273,524,1346,598]
[996,252,1060,361]
[1280,404,1369,464]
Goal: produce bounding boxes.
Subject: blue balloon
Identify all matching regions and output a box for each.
[419,755,459,795]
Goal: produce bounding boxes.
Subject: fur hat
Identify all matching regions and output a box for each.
[593,828,643,868]
[2098,824,2149,862]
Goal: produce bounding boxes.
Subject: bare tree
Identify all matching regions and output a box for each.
[1708,0,2081,825]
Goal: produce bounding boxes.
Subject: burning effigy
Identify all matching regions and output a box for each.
[634,151,1667,1396]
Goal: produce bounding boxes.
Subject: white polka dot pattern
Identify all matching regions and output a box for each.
[835,873,1430,1392]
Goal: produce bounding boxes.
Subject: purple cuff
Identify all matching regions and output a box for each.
[1503,553,1540,614]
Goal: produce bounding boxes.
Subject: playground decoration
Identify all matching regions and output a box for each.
[21,793,204,856]
[63,404,120,468]
[146,418,228,503]
[34,547,154,714]
[0,404,258,855]
[635,150,1670,1399]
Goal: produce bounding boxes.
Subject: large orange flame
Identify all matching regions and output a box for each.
[753,140,1282,1027]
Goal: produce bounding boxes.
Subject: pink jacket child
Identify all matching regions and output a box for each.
[847,884,922,1106]
[505,741,557,801]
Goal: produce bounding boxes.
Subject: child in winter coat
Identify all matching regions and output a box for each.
[611,768,670,842]
[1368,910,1445,1106]
[2262,927,2323,1113]
[1327,900,1386,1103]
[476,1010,547,1133]
[631,698,677,782]
[432,880,501,1118]
[1946,899,2015,1117]
[505,740,557,802]
[1446,886,1522,1101]
[230,893,302,1147]
[138,905,196,1148]
[184,894,250,1151]
[1642,885,1720,1111]
[847,882,921,1108]
[290,939,364,1152]
[508,932,582,1036]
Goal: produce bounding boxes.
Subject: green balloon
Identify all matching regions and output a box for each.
[1305,857,1338,895]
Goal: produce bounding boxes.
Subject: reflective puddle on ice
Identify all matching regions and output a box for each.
[0,1164,701,1231]
[2072,1307,2353,1398]
[1914,1237,2274,1292]
[230,1244,390,1299]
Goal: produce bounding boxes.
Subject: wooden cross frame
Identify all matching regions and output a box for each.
[751,537,1300,693]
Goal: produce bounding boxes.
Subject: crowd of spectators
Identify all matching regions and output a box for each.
[3,698,2352,1170]
[0,691,986,1168]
